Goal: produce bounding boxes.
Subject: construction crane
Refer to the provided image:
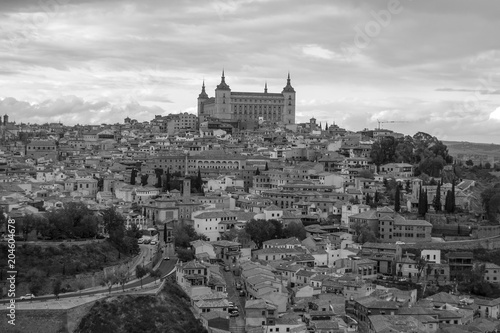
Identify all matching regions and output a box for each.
[377,119,410,130]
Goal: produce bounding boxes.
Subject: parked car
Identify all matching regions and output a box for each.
[150,240,158,245]
[224,265,230,272]
[239,290,246,297]
[228,301,235,307]
[235,282,242,290]
[20,294,35,300]
[163,256,170,260]
[138,238,144,244]
[228,308,239,317]
[143,239,151,244]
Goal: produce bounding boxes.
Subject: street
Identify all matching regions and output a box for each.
[222,265,246,328]
[0,258,177,304]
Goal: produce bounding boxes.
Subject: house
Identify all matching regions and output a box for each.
[199,311,230,333]
[351,296,399,325]
[474,297,500,319]
[245,299,278,329]
[484,262,500,284]
[447,252,473,281]
[368,315,435,333]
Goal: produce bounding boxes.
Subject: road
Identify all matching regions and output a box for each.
[0,258,177,304]
[222,265,246,328]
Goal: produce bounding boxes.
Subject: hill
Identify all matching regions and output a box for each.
[75,280,207,333]
[0,240,133,296]
[444,141,500,164]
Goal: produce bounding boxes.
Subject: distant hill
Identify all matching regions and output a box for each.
[75,280,207,333]
[444,141,500,163]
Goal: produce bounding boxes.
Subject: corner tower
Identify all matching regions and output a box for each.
[214,69,231,120]
[281,73,296,125]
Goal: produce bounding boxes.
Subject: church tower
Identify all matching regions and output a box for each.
[281,73,296,125]
[215,69,231,120]
[197,80,209,124]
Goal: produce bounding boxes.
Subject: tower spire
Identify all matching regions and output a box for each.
[264,81,268,93]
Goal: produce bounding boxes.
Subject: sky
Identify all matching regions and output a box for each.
[1,0,500,143]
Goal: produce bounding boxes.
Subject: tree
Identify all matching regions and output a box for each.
[255,168,260,176]
[163,168,171,192]
[415,256,429,284]
[265,162,269,171]
[351,220,378,244]
[466,159,474,167]
[130,169,137,185]
[102,273,117,294]
[140,174,149,186]
[174,224,208,248]
[365,193,372,205]
[433,182,441,212]
[394,186,401,212]
[374,191,379,204]
[283,222,306,240]
[150,269,162,284]
[358,169,375,180]
[196,168,203,191]
[154,168,163,188]
[115,267,130,292]
[21,214,38,240]
[244,219,277,248]
[176,248,195,262]
[26,268,46,296]
[485,162,492,169]
[418,186,426,217]
[445,190,454,214]
[53,279,62,299]
[135,265,148,288]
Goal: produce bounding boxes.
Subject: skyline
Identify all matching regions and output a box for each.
[1,0,500,143]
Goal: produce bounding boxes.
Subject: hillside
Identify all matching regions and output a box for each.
[75,280,207,333]
[444,141,500,163]
[0,240,132,296]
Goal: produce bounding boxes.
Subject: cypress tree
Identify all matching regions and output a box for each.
[366,193,371,205]
[255,167,260,176]
[394,186,401,212]
[423,190,428,215]
[374,191,379,203]
[445,190,452,213]
[433,182,441,212]
[164,168,171,192]
[451,181,456,213]
[265,162,269,171]
[130,169,137,185]
[197,168,202,191]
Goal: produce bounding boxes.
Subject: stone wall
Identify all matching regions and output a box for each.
[0,300,97,333]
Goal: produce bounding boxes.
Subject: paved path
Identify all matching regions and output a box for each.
[0,258,177,304]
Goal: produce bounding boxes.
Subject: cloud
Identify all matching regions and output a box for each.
[489,107,500,121]
[0,96,166,125]
[0,0,499,143]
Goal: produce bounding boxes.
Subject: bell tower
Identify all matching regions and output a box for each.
[281,73,296,125]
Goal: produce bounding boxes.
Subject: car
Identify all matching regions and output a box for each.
[143,239,151,244]
[239,290,246,297]
[138,238,144,244]
[163,256,170,260]
[150,240,158,245]
[20,294,35,300]
[398,277,408,282]
[236,282,242,290]
[228,301,235,307]
[228,308,239,317]
[224,265,230,272]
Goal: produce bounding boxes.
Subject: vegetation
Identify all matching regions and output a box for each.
[350,220,378,244]
[370,132,452,177]
[102,207,140,255]
[244,219,307,248]
[76,280,208,333]
[480,184,500,222]
[173,224,207,248]
[0,241,131,295]
[35,202,99,240]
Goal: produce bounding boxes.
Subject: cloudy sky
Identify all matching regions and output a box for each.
[1,0,500,143]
